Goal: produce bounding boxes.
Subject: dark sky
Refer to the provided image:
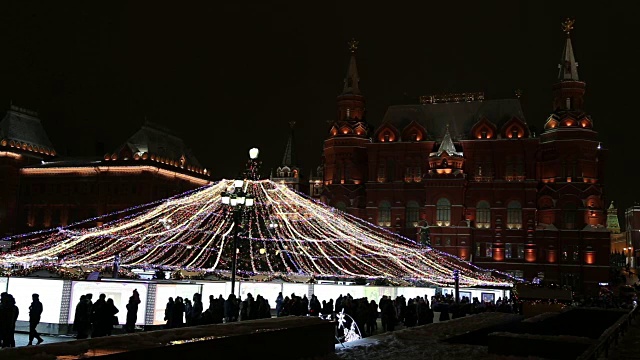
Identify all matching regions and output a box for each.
[0,2,636,222]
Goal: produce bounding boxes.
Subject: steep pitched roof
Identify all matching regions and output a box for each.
[341,39,361,95]
[115,121,202,168]
[558,18,579,81]
[281,121,296,167]
[431,125,462,157]
[380,99,525,140]
[0,105,55,151]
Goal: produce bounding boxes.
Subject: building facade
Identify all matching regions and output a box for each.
[320,24,610,292]
[0,110,211,237]
[624,205,640,269]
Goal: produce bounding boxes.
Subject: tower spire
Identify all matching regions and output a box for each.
[281,121,296,166]
[558,18,579,81]
[435,124,461,156]
[342,38,360,95]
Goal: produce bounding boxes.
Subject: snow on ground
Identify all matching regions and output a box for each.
[308,313,551,360]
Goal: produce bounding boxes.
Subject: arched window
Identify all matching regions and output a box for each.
[436,198,451,226]
[507,201,522,229]
[476,201,491,228]
[378,201,391,227]
[335,201,347,212]
[405,201,420,227]
[563,202,578,229]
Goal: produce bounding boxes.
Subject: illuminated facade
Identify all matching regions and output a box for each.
[320,23,610,292]
[270,121,302,191]
[624,205,640,269]
[0,111,211,236]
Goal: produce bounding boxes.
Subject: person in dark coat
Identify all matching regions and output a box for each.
[0,293,19,348]
[192,293,203,325]
[91,294,107,337]
[224,294,237,322]
[172,297,185,327]
[28,293,44,345]
[104,298,119,336]
[125,289,141,333]
[73,295,90,339]
[164,297,174,328]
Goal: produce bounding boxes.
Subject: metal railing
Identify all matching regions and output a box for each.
[575,304,639,360]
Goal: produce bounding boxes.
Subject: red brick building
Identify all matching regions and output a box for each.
[0,109,211,237]
[320,26,609,292]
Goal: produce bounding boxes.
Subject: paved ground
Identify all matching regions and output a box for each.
[608,313,640,360]
[13,332,74,347]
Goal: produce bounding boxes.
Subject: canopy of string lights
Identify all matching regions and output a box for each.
[0,180,515,287]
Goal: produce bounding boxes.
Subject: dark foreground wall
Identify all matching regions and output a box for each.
[1,316,335,360]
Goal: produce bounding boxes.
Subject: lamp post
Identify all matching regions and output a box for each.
[453,269,460,304]
[220,148,260,296]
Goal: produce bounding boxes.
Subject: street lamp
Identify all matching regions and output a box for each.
[220,148,261,296]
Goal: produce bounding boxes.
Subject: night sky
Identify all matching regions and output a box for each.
[0,2,636,224]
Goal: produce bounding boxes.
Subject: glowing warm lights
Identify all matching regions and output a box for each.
[0,180,514,287]
[20,166,211,186]
[584,251,595,265]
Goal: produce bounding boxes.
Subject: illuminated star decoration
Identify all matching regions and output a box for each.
[0,180,517,287]
[336,308,362,343]
[336,309,346,328]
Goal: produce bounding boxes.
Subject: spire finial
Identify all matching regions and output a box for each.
[289,121,296,129]
[515,89,523,99]
[562,18,575,36]
[348,38,359,53]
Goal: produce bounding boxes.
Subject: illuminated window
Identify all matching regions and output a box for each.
[436,198,451,225]
[505,243,513,258]
[405,201,420,227]
[475,243,481,257]
[413,166,422,182]
[476,201,491,228]
[485,242,493,258]
[377,163,386,183]
[405,166,413,182]
[378,201,391,227]
[572,246,579,261]
[507,201,522,229]
[445,236,451,246]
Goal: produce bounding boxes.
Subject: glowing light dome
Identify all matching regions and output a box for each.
[0,180,515,287]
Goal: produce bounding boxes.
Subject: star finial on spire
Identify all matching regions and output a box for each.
[562,18,575,36]
[348,38,359,53]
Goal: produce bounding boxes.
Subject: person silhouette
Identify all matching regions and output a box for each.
[28,293,44,345]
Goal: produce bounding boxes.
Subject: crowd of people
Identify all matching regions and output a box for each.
[1,286,636,348]
[162,292,273,327]
[0,292,43,348]
[72,289,141,339]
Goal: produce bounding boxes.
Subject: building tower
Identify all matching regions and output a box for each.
[538,18,605,228]
[607,201,621,234]
[271,121,300,191]
[322,39,371,216]
[0,104,56,236]
[536,18,609,290]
